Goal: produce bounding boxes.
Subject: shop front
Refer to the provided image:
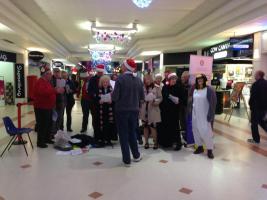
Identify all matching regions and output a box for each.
[202,34,254,116]
[0,50,19,106]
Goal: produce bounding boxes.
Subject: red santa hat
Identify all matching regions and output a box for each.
[96,64,105,72]
[40,65,51,76]
[123,58,137,72]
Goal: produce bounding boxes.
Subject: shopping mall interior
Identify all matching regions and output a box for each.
[0,0,267,199]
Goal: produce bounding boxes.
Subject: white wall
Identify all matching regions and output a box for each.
[253,32,267,79]
[0,61,15,86]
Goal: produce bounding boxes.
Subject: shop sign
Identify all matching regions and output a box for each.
[0,50,16,62]
[15,64,25,98]
[189,55,213,84]
[209,42,231,54]
[28,51,44,61]
[52,61,64,68]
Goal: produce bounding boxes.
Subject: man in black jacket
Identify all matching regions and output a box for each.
[248,70,267,144]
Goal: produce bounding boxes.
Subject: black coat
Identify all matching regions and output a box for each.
[249,78,267,111]
[87,75,101,102]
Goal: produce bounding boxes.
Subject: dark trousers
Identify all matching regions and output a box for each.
[115,111,140,164]
[160,109,182,148]
[251,110,267,143]
[65,100,75,130]
[81,98,90,130]
[89,100,100,139]
[179,105,187,142]
[56,105,65,132]
[34,108,52,145]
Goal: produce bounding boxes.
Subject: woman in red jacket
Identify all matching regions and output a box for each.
[34,66,64,148]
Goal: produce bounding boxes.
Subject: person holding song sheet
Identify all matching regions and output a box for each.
[98,75,117,146]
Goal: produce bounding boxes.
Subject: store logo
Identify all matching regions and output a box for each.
[15,64,25,98]
[28,51,44,61]
[210,42,231,54]
[16,65,22,97]
[0,54,7,61]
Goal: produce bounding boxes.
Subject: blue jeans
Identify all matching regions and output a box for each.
[115,111,140,164]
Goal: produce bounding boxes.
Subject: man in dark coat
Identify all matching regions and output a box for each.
[248,70,267,144]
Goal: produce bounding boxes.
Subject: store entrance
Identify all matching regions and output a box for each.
[0,61,15,106]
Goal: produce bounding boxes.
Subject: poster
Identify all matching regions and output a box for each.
[189,55,213,84]
[0,80,4,106]
[230,82,246,102]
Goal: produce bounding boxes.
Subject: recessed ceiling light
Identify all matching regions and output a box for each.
[140,51,161,56]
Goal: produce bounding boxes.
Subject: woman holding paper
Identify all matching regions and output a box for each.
[140,74,162,150]
[160,73,184,150]
[98,75,117,146]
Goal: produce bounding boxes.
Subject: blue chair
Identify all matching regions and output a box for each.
[1,116,34,157]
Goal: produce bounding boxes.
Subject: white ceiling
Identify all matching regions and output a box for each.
[0,0,266,64]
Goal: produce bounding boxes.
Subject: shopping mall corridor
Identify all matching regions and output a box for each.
[0,103,267,200]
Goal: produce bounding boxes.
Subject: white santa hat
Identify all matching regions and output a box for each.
[123,58,137,72]
[96,64,105,72]
[155,73,163,78]
[168,72,177,80]
[79,71,89,78]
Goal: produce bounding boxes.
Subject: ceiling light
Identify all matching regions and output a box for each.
[88,44,122,51]
[132,0,153,8]
[140,51,161,56]
[27,47,50,53]
[0,23,12,32]
[78,21,92,30]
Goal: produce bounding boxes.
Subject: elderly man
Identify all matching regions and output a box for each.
[112,59,144,167]
[34,66,64,148]
[248,70,267,144]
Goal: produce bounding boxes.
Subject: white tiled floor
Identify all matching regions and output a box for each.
[0,102,267,200]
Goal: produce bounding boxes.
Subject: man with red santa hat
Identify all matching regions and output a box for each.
[112,58,144,167]
[87,64,105,146]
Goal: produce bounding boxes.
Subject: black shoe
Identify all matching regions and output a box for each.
[138,139,143,145]
[80,129,87,133]
[153,144,159,150]
[194,146,204,154]
[207,150,214,159]
[174,144,182,151]
[144,143,149,149]
[37,143,48,148]
[46,140,54,144]
[67,129,73,132]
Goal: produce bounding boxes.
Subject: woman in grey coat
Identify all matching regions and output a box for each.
[191,74,217,159]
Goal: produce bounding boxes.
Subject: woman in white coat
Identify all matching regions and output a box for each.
[140,74,162,149]
[192,74,217,159]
